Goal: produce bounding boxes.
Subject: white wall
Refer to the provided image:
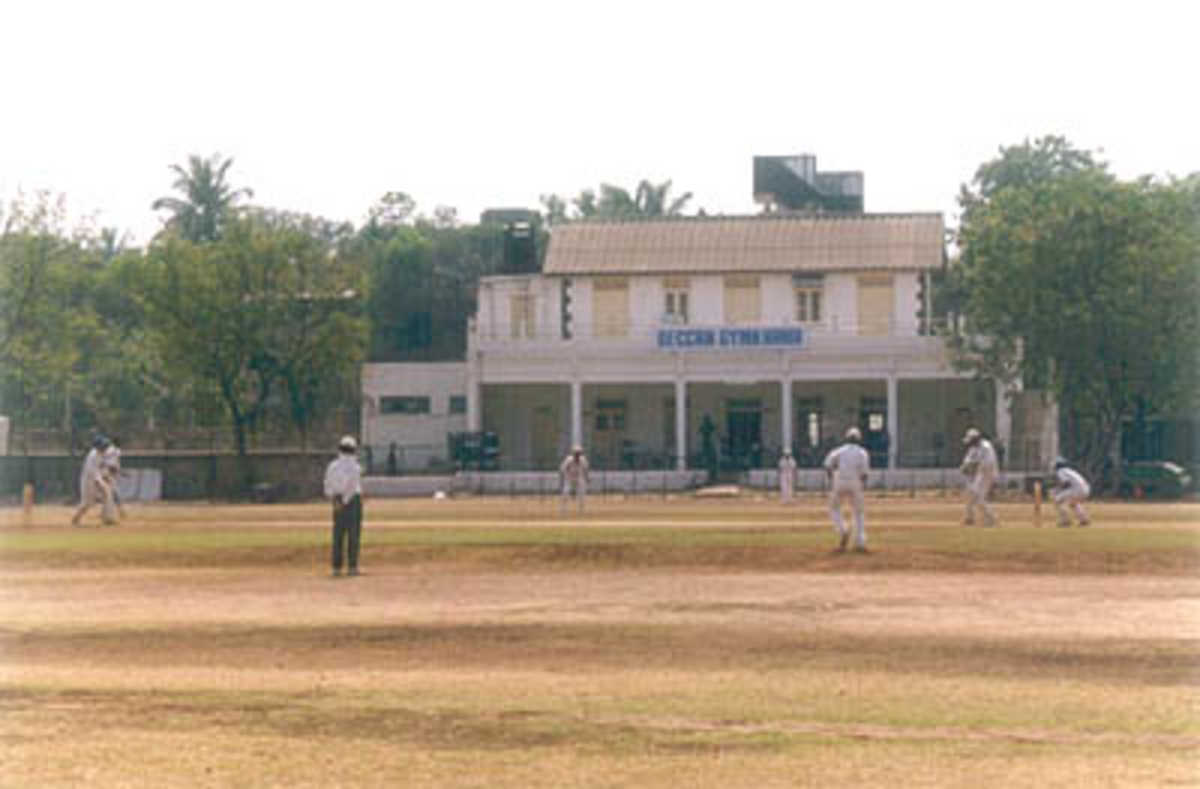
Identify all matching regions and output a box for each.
[476,270,925,342]
[361,362,468,463]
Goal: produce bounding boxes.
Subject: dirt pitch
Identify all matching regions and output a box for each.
[1,495,1198,787]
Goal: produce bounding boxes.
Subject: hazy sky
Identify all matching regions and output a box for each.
[2,1,1195,244]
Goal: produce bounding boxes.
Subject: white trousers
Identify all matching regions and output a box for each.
[964,475,996,525]
[1054,489,1089,524]
[74,477,115,524]
[779,474,795,502]
[829,484,866,548]
[561,478,587,514]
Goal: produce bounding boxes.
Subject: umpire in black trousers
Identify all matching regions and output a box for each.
[323,435,364,577]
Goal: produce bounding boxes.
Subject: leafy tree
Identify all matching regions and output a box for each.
[0,193,90,461]
[151,153,253,243]
[141,214,365,482]
[952,137,1200,480]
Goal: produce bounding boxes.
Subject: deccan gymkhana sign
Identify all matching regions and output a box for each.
[656,327,806,350]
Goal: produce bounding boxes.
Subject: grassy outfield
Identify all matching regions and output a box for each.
[1,496,1197,787]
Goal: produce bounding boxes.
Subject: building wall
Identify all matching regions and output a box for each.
[361,362,468,469]
[478,271,926,340]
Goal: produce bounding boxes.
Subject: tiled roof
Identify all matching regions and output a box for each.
[543,213,944,275]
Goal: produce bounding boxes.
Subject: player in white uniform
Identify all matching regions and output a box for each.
[960,427,999,527]
[777,448,797,502]
[102,438,126,520]
[823,427,871,552]
[71,435,116,526]
[1052,458,1091,527]
[559,445,590,515]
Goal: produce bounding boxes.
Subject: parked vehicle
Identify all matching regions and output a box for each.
[1117,461,1193,499]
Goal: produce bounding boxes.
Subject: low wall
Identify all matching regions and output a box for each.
[0,452,330,502]
[450,470,711,496]
[746,468,1036,493]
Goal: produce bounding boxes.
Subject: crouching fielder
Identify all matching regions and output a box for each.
[1053,458,1091,527]
[559,445,589,515]
[823,427,870,552]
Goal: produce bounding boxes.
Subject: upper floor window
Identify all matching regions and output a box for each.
[510,290,536,340]
[793,274,823,324]
[723,275,761,325]
[449,395,467,415]
[593,277,630,337]
[663,276,690,324]
[857,274,894,336]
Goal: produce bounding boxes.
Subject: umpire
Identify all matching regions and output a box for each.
[323,435,364,577]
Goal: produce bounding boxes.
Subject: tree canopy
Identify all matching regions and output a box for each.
[952,137,1200,478]
[151,153,253,243]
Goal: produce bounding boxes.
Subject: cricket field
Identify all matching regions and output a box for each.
[1,495,1197,787]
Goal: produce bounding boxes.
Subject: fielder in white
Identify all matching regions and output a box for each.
[559,445,590,515]
[1052,458,1091,527]
[959,427,999,527]
[71,435,116,526]
[777,447,797,502]
[102,438,126,520]
[823,427,870,553]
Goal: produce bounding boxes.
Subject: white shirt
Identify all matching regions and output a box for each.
[823,442,870,488]
[962,439,999,479]
[1056,466,1090,497]
[102,445,122,477]
[80,448,104,489]
[324,454,362,503]
[560,453,589,482]
[778,454,797,473]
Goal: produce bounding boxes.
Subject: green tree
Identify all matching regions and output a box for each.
[151,153,253,243]
[141,214,365,483]
[953,137,1200,480]
[0,193,88,461]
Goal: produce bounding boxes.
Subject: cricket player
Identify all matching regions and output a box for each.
[71,435,116,526]
[823,427,870,552]
[1052,458,1091,527]
[324,435,364,577]
[102,437,126,520]
[777,447,797,502]
[559,444,590,515]
[960,427,999,527]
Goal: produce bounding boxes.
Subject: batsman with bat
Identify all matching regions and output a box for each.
[960,427,999,527]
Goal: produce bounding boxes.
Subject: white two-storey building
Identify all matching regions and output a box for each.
[363,211,1056,479]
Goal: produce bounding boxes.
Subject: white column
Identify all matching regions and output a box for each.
[780,377,793,455]
[886,374,898,470]
[466,353,482,432]
[675,378,687,470]
[571,379,583,450]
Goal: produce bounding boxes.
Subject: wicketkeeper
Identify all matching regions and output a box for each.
[1052,458,1091,527]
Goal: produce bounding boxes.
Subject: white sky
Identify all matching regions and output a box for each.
[1,1,1195,245]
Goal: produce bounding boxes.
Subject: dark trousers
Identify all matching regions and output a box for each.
[331,494,362,572]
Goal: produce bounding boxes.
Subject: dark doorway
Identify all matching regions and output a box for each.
[725,399,763,472]
[860,396,888,468]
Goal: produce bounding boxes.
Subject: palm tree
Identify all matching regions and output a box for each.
[151,154,253,243]
[634,179,693,217]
